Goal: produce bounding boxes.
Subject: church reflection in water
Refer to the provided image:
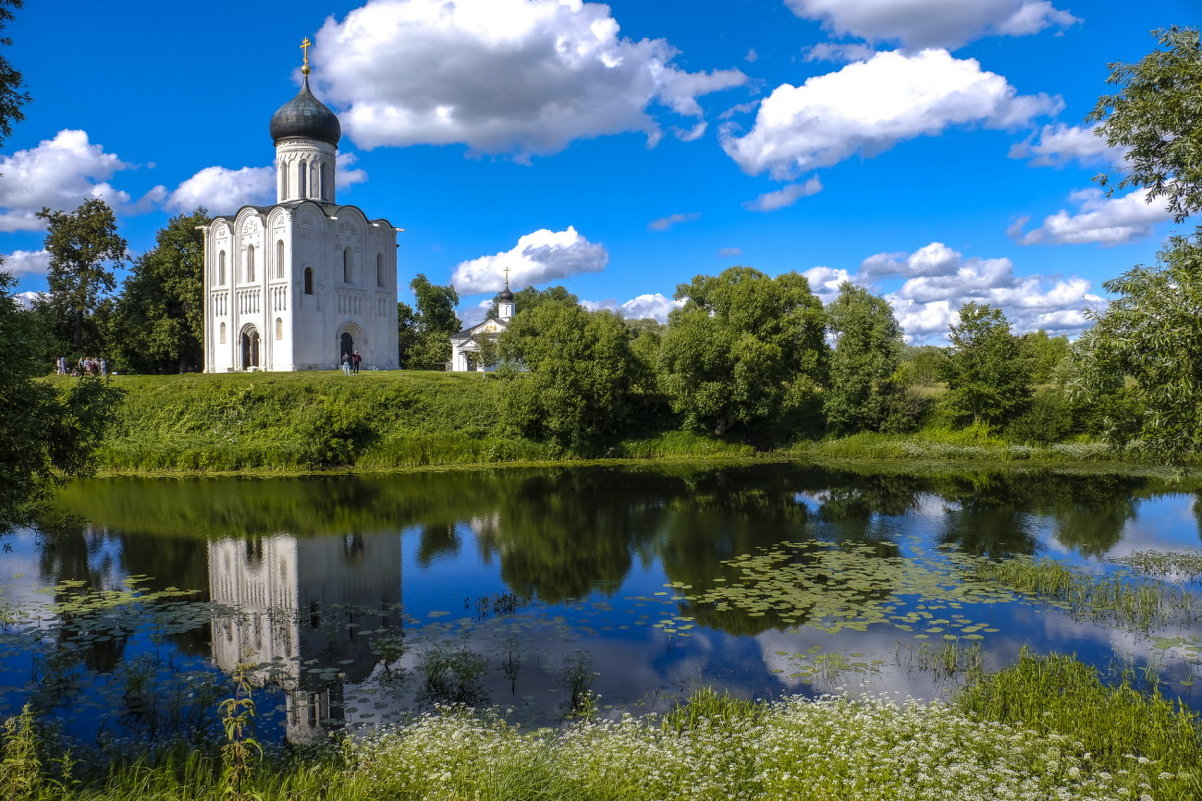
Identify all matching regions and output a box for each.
[208,533,401,744]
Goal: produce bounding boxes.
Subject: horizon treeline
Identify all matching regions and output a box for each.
[6,197,1091,445]
[8,194,1202,461]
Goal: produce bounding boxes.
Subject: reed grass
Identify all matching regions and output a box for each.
[958,651,1202,801]
[1114,551,1202,582]
[966,556,1197,631]
[790,431,1122,464]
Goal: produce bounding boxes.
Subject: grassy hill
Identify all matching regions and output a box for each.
[54,371,752,475]
[40,372,1142,477]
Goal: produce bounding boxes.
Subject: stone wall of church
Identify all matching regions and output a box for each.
[203,202,399,373]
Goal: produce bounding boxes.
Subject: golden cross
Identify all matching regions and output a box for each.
[300,37,312,75]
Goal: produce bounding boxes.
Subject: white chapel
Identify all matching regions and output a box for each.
[450,281,515,371]
[201,41,400,372]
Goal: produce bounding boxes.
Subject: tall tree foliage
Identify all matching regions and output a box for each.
[498,300,638,449]
[1087,26,1202,222]
[0,0,29,146]
[38,199,127,353]
[658,267,827,436]
[1018,330,1071,385]
[940,303,1032,428]
[110,209,208,373]
[396,301,419,366]
[0,272,121,530]
[1071,233,1202,461]
[824,283,904,435]
[402,274,461,369]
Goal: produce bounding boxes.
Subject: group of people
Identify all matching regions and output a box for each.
[58,356,108,377]
[341,350,363,375]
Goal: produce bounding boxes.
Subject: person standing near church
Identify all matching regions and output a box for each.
[351,350,361,375]
[341,352,352,376]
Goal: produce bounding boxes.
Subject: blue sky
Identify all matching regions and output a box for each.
[1,0,1196,342]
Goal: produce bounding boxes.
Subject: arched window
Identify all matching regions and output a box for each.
[218,251,226,285]
[304,267,314,295]
[246,245,255,282]
[219,322,227,344]
[343,247,352,283]
[376,253,384,287]
[275,317,283,340]
[298,160,307,198]
[321,162,331,201]
[276,240,284,279]
[279,163,288,199]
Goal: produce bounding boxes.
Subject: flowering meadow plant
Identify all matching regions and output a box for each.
[349,694,1153,801]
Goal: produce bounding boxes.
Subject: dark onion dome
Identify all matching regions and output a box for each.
[270,76,341,146]
[498,285,514,302]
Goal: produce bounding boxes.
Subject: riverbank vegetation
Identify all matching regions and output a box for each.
[54,367,1182,477]
[1,653,1197,801]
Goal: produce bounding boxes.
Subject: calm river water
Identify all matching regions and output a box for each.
[1,462,1200,747]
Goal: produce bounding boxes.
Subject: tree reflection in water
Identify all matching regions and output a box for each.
[15,462,1196,747]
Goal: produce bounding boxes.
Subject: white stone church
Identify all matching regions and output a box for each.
[201,47,400,372]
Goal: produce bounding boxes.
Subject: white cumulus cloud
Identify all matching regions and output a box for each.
[856,241,1102,342]
[336,152,370,189]
[860,241,963,279]
[785,0,1079,50]
[0,129,157,231]
[1009,123,1123,167]
[314,0,747,158]
[721,49,1061,180]
[0,249,51,277]
[744,176,823,211]
[1012,187,1175,246]
[583,292,682,322]
[167,166,274,213]
[13,291,43,310]
[452,226,608,294]
[802,266,855,303]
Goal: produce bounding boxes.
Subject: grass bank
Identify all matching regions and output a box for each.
[4,655,1199,801]
[45,372,1175,477]
[44,372,754,476]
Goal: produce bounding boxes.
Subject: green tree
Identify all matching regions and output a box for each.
[940,303,1032,428]
[0,271,121,530]
[625,317,665,395]
[1018,329,1071,385]
[1087,26,1202,222]
[405,274,460,370]
[1071,232,1202,461]
[895,345,946,387]
[498,301,638,449]
[658,267,827,436]
[0,0,29,146]
[109,209,208,373]
[38,198,127,353]
[396,301,419,367]
[824,283,904,435]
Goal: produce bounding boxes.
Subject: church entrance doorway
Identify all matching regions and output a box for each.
[339,332,353,360]
[241,328,261,369]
